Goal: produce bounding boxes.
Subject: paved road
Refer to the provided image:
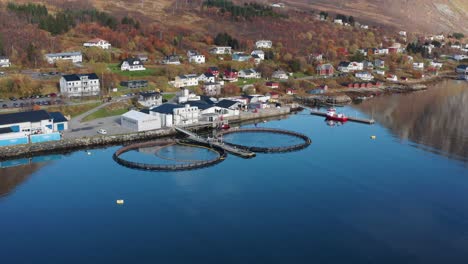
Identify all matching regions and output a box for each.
[64,97,133,139]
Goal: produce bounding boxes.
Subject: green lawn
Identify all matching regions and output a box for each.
[162,93,176,100]
[108,64,156,77]
[47,102,101,118]
[234,78,263,85]
[82,107,128,122]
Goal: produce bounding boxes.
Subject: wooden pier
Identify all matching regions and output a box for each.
[174,126,256,158]
[310,111,375,124]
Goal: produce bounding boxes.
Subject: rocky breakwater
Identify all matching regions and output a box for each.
[385,84,427,93]
[0,128,176,161]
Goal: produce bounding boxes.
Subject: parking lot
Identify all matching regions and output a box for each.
[1,94,61,109]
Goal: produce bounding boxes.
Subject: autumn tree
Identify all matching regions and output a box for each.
[221,83,241,96]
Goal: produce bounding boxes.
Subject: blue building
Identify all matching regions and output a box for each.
[0,110,68,146]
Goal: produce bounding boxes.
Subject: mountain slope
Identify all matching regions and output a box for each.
[283,0,468,34]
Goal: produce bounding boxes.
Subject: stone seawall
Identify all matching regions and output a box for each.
[0,107,293,161]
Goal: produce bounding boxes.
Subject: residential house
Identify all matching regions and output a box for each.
[120,80,148,89]
[121,110,161,132]
[310,53,323,62]
[386,74,398,82]
[265,82,279,89]
[177,88,200,103]
[162,55,181,65]
[413,62,424,70]
[137,54,149,62]
[454,55,468,61]
[355,71,374,81]
[45,51,82,64]
[430,61,443,68]
[60,73,100,97]
[399,31,407,37]
[120,58,146,71]
[207,66,220,77]
[232,52,251,62]
[338,61,363,72]
[171,74,199,88]
[83,38,111,49]
[255,40,272,49]
[187,50,205,64]
[374,59,385,68]
[286,88,297,95]
[266,91,280,100]
[455,64,467,74]
[238,69,261,79]
[375,48,389,55]
[251,54,262,65]
[316,64,335,76]
[334,19,343,25]
[198,73,216,83]
[203,82,224,96]
[374,69,385,75]
[362,60,374,70]
[138,91,162,108]
[209,46,232,55]
[251,50,265,60]
[223,69,238,82]
[360,25,369,29]
[0,56,11,67]
[0,110,68,146]
[272,70,289,80]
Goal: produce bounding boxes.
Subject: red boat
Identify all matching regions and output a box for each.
[326,108,348,122]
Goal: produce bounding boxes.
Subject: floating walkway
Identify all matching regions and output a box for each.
[217,128,312,153]
[113,139,227,171]
[174,126,256,158]
[310,111,375,124]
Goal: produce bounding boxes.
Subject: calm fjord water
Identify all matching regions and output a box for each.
[0,80,467,264]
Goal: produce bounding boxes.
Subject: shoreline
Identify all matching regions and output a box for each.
[0,107,293,162]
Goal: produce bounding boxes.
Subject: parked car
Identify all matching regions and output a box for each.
[2,104,7,108]
[13,102,18,107]
[97,129,108,135]
[49,93,57,97]
[9,97,17,101]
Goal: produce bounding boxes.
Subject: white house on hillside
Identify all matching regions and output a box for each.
[272,70,288,80]
[209,46,232,55]
[83,38,111,49]
[120,58,146,71]
[413,62,424,70]
[0,56,11,67]
[255,40,272,49]
[238,69,261,79]
[355,71,374,81]
[171,74,199,88]
[138,91,162,108]
[251,50,265,60]
[60,73,100,97]
[162,55,181,65]
[187,50,206,64]
[45,51,82,64]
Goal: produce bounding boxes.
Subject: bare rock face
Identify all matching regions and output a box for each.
[326,95,352,104]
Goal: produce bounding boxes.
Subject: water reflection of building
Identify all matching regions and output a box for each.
[354,80,468,161]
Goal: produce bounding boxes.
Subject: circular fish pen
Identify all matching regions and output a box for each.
[218,128,311,153]
[113,139,227,171]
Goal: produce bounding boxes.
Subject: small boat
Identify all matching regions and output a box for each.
[325,108,348,122]
[219,123,230,129]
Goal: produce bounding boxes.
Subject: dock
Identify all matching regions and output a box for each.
[174,126,256,158]
[310,111,375,124]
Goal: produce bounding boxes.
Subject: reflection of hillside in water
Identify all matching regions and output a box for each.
[0,164,44,197]
[354,80,468,162]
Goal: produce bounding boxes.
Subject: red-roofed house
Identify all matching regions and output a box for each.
[266,82,279,89]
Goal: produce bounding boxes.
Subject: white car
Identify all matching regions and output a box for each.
[97,129,107,135]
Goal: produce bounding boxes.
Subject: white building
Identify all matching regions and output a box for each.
[121,110,162,132]
[255,40,272,49]
[60,73,100,97]
[238,69,261,79]
[413,62,424,70]
[272,70,289,80]
[374,59,385,68]
[171,74,199,88]
[45,51,82,64]
[0,56,11,67]
[120,58,146,71]
[209,46,232,55]
[454,54,468,61]
[0,110,67,145]
[429,61,443,68]
[150,104,200,127]
[355,71,374,81]
[177,88,201,104]
[187,51,205,64]
[203,82,223,96]
[251,50,265,60]
[334,19,343,25]
[386,74,398,82]
[83,38,111,49]
[162,55,181,65]
[399,31,407,37]
[138,91,162,108]
[198,73,216,83]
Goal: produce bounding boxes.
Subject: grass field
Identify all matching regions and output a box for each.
[162,93,176,101]
[109,64,157,77]
[81,101,131,122]
[47,102,101,118]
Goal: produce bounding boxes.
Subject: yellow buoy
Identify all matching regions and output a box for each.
[116,199,124,204]
[370,135,376,139]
